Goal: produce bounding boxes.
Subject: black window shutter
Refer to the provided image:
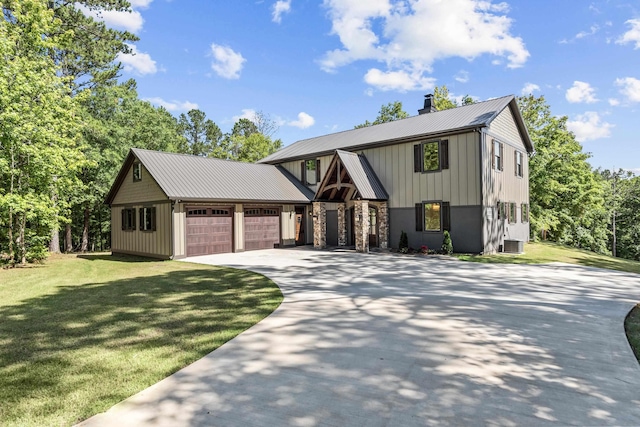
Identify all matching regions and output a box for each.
[139,208,144,230]
[415,203,423,232]
[414,144,422,172]
[440,140,449,170]
[442,202,451,231]
[316,159,321,183]
[131,208,136,229]
[121,209,126,230]
[514,151,518,176]
[499,143,504,171]
[300,161,306,185]
[151,207,157,231]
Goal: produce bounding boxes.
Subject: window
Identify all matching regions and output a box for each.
[211,209,230,216]
[139,207,156,231]
[497,201,507,220]
[244,208,260,216]
[300,159,320,186]
[121,208,136,231]
[415,201,450,232]
[521,203,529,223]
[262,208,279,216]
[509,202,517,224]
[133,163,142,182]
[245,208,279,216]
[414,140,449,172]
[188,209,207,216]
[515,151,523,177]
[493,140,503,171]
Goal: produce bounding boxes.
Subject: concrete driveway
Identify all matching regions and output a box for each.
[81,248,640,426]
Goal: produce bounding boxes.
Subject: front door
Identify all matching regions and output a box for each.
[295,207,305,245]
[369,207,378,248]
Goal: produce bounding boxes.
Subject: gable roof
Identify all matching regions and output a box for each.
[105,148,315,205]
[259,95,533,164]
[314,150,387,201]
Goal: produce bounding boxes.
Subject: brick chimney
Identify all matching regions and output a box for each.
[418,94,437,114]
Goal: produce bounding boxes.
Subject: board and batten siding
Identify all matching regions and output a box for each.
[280,205,296,246]
[111,202,172,258]
[360,132,481,208]
[173,202,186,258]
[278,154,333,194]
[111,163,167,205]
[488,105,522,146]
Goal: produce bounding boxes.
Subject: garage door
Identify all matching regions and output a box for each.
[186,208,232,256]
[244,208,280,251]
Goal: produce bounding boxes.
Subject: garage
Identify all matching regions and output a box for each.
[186,207,233,256]
[244,207,280,251]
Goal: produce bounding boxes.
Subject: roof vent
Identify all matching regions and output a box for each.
[418,94,437,115]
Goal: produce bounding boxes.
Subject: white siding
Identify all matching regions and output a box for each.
[234,204,244,252]
[280,205,296,244]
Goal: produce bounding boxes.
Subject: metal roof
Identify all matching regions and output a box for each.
[333,150,388,200]
[106,149,314,204]
[260,95,532,163]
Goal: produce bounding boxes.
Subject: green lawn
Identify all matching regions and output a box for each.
[0,254,283,427]
[456,241,640,275]
[458,241,640,365]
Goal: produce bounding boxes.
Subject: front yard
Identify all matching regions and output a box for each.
[0,254,283,427]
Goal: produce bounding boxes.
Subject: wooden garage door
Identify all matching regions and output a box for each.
[244,208,280,251]
[186,208,232,256]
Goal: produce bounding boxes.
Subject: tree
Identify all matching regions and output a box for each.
[518,95,608,253]
[178,109,222,157]
[220,116,282,162]
[433,85,474,111]
[0,0,84,265]
[355,101,408,128]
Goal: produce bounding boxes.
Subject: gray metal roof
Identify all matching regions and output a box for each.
[334,150,388,200]
[107,149,314,204]
[260,95,532,163]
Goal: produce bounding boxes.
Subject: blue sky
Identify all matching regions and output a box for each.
[87,0,639,172]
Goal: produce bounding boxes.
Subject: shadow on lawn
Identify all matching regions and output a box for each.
[76,253,158,262]
[0,266,282,426]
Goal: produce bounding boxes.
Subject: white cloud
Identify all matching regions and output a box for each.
[145,97,198,112]
[117,44,157,75]
[288,112,315,129]
[575,24,599,39]
[272,0,292,23]
[455,70,469,83]
[363,68,436,92]
[210,43,246,79]
[319,0,529,91]
[615,77,640,103]
[521,82,540,95]
[566,112,613,142]
[608,98,620,106]
[232,108,257,122]
[129,0,153,8]
[364,87,374,97]
[617,19,640,49]
[565,81,598,103]
[76,5,144,33]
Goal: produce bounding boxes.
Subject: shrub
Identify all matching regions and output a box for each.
[441,230,453,255]
[399,230,408,251]
[420,245,428,254]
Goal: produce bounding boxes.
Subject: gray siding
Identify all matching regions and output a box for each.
[489,106,522,146]
[389,206,482,253]
[279,154,333,195]
[361,132,481,208]
[112,163,167,205]
[111,202,172,258]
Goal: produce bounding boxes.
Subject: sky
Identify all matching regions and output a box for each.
[87,0,640,172]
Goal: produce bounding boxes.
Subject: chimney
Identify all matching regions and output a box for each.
[418,94,437,115]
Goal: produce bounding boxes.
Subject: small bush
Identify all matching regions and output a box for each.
[399,230,408,251]
[441,230,453,255]
[420,245,428,254]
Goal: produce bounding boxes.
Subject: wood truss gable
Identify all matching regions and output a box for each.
[314,150,388,202]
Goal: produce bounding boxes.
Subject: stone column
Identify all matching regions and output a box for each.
[337,203,346,246]
[312,202,326,249]
[354,200,369,253]
[378,201,389,249]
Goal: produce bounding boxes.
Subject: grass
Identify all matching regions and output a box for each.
[0,253,283,427]
[625,306,640,363]
[456,241,640,275]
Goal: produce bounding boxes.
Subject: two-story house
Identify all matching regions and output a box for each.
[105,94,532,258]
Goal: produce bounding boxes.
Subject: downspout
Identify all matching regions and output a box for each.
[479,128,486,254]
[170,200,175,260]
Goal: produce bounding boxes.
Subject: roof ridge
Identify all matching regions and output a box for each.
[133,148,275,167]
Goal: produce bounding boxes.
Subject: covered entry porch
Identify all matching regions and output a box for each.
[311,150,389,253]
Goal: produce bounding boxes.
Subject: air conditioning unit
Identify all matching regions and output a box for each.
[503,239,524,254]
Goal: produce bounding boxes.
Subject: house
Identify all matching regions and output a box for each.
[106,94,533,258]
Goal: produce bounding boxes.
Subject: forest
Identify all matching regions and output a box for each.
[1,0,639,266]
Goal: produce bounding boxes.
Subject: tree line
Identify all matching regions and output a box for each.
[0,0,281,266]
[357,86,640,262]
